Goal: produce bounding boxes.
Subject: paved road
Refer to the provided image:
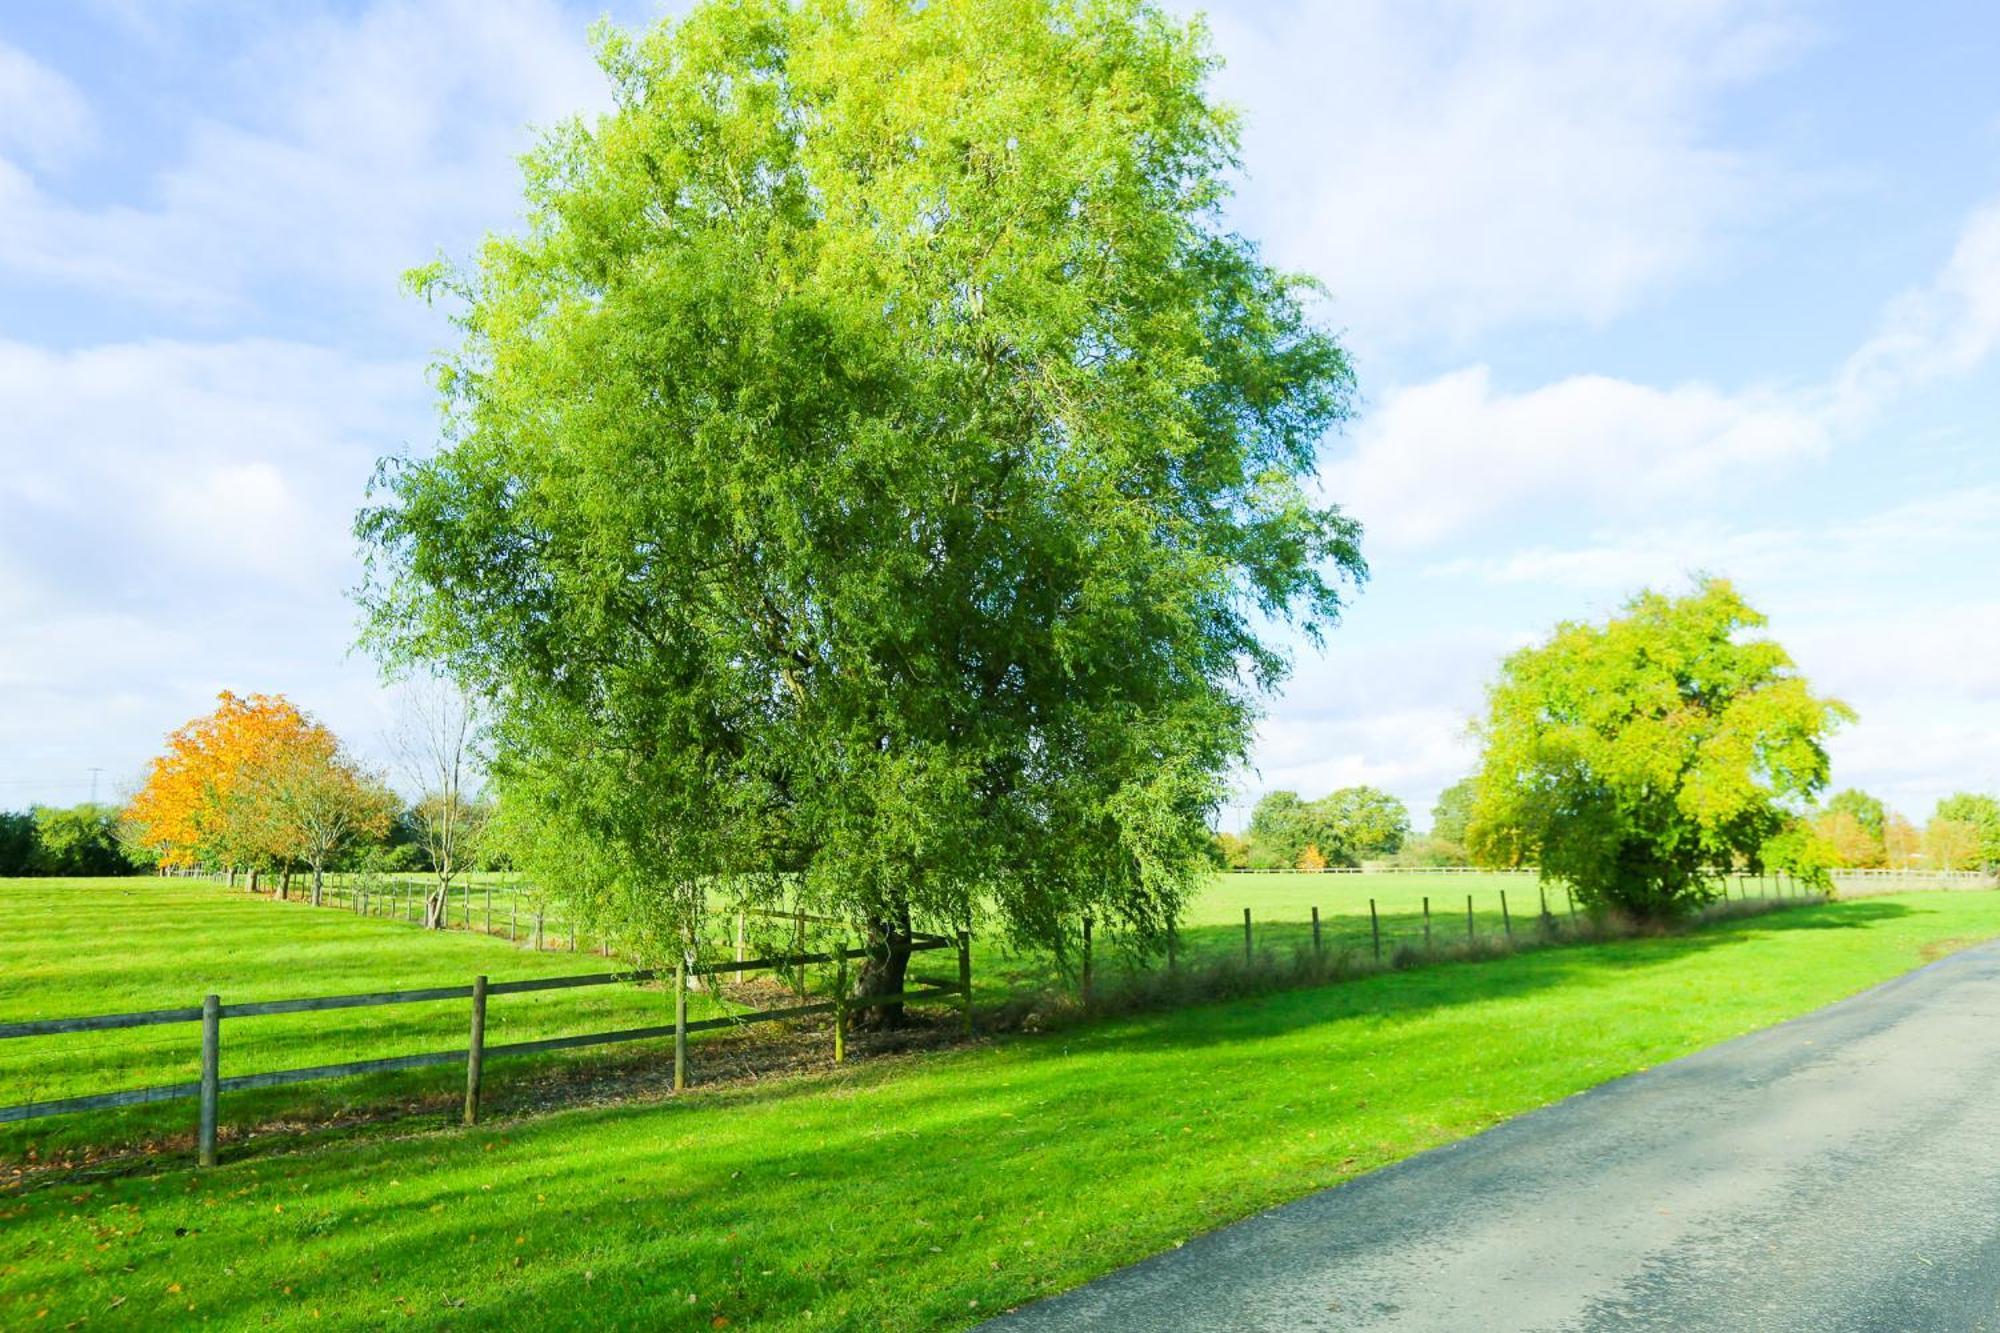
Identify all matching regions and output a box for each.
[990,941,2000,1332]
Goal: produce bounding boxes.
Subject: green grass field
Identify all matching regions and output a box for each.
[0,879,785,1163]
[0,870,1816,1165]
[2,889,1995,1329]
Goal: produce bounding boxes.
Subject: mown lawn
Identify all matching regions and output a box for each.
[2,890,1995,1330]
[0,870,1826,1163]
[0,879,773,1162]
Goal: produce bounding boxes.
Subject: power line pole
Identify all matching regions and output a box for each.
[88,768,102,804]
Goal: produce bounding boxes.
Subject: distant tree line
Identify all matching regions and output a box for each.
[0,804,150,877]
[1217,785,1413,869]
[1789,788,2000,873]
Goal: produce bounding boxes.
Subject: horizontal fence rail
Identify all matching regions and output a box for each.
[1223,866,1542,874]
[0,933,973,1165]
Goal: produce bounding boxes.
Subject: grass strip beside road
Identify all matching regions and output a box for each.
[3,890,1996,1330]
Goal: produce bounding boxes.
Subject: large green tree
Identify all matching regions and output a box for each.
[1245,791,1320,869]
[1466,580,1851,916]
[1319,786,1410,860]
[359,0,1362,1013]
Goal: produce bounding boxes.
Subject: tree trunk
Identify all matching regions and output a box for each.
[310,863,324,907]
[852,904,914,1030]
[247,866,259,895]
[425,884,450,930]
[226,867,237,889]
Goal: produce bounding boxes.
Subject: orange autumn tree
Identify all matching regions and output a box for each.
[126,692,333,882]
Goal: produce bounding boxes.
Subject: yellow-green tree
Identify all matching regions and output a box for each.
[1467,580,1851,916]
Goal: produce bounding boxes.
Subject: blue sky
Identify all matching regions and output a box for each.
[2,1,1997,830]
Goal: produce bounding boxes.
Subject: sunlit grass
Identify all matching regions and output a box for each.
[1,891,1994,1329]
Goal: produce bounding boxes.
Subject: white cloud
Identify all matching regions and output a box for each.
[0,0,615,318]
[1427,485,2000,590]
[1333,196,2000,551]
[1327,366,1826,549]
[0,338,424,589]
[1199,0,1809,343]
[1832,200,2000,421]
[1247,705,1475,816]
[0,336,428,797]
[0,40,94,169]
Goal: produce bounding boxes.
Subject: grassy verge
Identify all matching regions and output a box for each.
[2,890,1995,1330]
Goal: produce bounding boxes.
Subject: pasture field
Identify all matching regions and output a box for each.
[0,870,1818,1163]
[2,890,1997,1330]
[0,880,777,1163]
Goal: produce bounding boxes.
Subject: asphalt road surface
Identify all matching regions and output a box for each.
[990,939,2000,1331]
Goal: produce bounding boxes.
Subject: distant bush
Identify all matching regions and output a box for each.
[0,811,35,876]
[0,804,150,877]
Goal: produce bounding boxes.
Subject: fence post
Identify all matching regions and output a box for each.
[1311,906,1322,960]
[1466,894,1474,944]
[485,887,492,935]
[464,975,487,1126]
[735,912,747,964]
[197,993,220,1168]
[833,943,848,1064]
[1501,890,1512,939]
[794,911,808,999]
[1081,916,1094,1006]
[569,922,577,952]
[1423,896,1432,954]
[510,900,517,942]
[1243,907,1253,965]
[535,912,544,952]
[1166,924,1177,973]
[1370,899,1381,961]
[673,953,688,1091]
[958,930,974,1037]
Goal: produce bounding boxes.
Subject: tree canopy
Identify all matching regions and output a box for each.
[1466,580,1851,915]
[126,692,327,871]
[1243,786,1408,869]
[358,0,1363,976]
[1429,778,1477,849]
[124,691,393,892]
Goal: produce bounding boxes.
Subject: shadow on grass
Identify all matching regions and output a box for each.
[9,895,1955,1331]
[0,896,1920,1187]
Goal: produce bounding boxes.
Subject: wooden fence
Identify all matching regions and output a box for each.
[204,871,829,967]
[0,932,972,1167]
[1077,870,1825,996]
[1226,866,1539,875]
